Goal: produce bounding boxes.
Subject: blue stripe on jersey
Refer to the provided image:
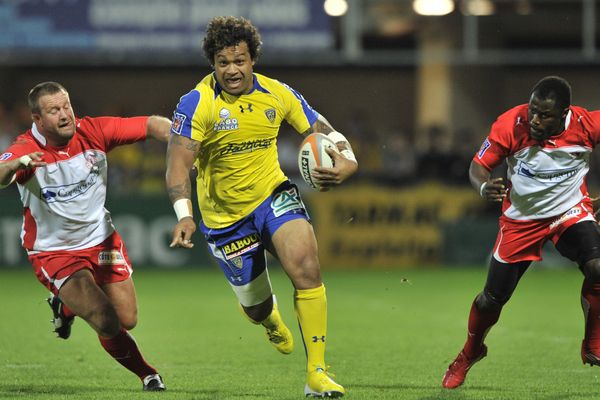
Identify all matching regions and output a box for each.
[172,90,201,138]
[280,81,319,126]
[252,75,270,94]
[212,72,223,98]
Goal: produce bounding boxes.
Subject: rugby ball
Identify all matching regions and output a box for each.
[298,132,339,190]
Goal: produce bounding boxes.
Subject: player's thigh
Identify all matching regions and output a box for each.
[101,277,138,329]
[555,221,600,267]
[59,269,114,321]
[271,218,321,289]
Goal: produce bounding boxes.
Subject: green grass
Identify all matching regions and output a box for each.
[0,266,598,399]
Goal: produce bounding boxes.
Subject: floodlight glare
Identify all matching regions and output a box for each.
[324,0,348,17]
[413,0,455,16]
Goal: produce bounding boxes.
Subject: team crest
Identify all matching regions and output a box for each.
[265,108,276,123]
[231,256,243,269]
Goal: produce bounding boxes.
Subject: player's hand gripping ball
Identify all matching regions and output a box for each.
[298,132,339,191]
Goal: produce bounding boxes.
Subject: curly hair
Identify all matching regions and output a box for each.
[202,16,262,65]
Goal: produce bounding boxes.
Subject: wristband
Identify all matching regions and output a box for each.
[340,149,357,163]
[479,182,488,198]
[173,198,193,221]
[328,131,357,163]
[19,155,32,167]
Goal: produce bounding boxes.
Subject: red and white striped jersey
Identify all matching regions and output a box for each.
[0,116,148,253]
[474,104,600,220]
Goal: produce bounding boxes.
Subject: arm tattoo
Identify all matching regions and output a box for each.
[167,180,192,203]
[311,119,334,135]
[171,134,201,155]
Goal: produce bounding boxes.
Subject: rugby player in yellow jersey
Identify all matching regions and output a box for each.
[165,16,357,398]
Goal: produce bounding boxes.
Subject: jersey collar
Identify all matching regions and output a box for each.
[213,73,270,97]
[31,123,47,146]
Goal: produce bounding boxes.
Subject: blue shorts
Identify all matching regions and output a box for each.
[200,181,309,286]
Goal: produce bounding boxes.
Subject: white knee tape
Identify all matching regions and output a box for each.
[231,269,273,307]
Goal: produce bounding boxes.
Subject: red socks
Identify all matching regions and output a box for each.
[463,299,501,358]
[98,328,157,379]
[581,279,600,349]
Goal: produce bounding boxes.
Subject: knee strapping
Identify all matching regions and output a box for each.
[476,290,507,312]
[583,258,600,282]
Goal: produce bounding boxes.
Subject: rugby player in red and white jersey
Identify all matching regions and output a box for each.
[0,82,170,391]
[442,76,600,389]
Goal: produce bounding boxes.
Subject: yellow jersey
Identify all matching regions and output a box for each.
[171,72,319,228]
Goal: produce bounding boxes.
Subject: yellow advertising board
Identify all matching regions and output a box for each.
[306,183,484,268]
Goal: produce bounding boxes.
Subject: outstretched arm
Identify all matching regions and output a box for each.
[146,115,172,142]
[307,114,358,191]
[166,134,200,248]
[469,160,506,202]
[0,152,46,188]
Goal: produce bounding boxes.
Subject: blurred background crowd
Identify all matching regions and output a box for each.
[2,0,600,268]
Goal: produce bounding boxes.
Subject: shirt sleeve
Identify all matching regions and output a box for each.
[0,136,38,183]
[171,89,208,142]
[472,118,512,171]
[86,116,148,151]
[277,81,319,134]
[586,110,600,145]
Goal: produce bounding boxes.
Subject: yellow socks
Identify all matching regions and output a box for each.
[295,284,327,370]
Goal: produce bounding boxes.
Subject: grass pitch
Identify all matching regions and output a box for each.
[1,266,598,399]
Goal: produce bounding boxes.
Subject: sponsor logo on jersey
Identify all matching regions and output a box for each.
[265,108,276,123]
[0,152,12,161]
[214,118,239,132]
[219,108,231,119]
[478,138,491,159]
[517,161,579,182]
[98,250,126,265]
[221,233,261,260]
[172,112,186,135]
[40,170,99,203]
[219,138,273,155]
[549,206,583,229]
[271,186,304,217]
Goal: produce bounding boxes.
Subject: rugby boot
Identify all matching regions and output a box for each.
[264,302,294,354]
[47,293,74,339]
[581,340,600,366]
[142,374,166,391]
[304,367,345,398]
[442,345,488,389]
